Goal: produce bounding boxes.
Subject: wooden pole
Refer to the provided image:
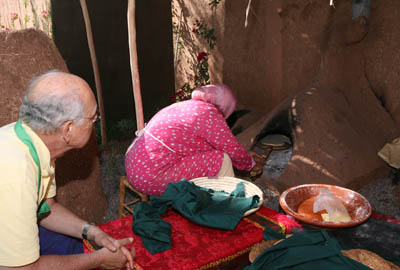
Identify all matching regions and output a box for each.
[79,0,107,144]
[127,0,145,131]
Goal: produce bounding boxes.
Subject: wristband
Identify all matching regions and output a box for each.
[82,222,95,240]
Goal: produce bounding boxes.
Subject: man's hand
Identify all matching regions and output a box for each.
[89,226,120,252]
[90,227,135,269]
[97,238,136,270]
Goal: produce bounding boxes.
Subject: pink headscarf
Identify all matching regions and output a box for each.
[191,84,237,119]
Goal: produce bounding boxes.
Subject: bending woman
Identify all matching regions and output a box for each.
[125,84,261,196]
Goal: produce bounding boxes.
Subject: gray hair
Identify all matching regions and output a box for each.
[19,70,85,134]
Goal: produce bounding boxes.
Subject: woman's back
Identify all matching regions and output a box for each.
[125,94,253,196]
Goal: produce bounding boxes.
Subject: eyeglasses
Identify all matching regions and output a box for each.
[82,111,100,123]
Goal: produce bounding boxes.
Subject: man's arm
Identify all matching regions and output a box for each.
[39,198,135,268]
[0,238,135,270]
[0,198,135,270]
[40,198,121,249]
[39,198,90,239]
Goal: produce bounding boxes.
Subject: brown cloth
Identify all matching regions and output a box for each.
[378,137,400,169]
[250,242,399,269]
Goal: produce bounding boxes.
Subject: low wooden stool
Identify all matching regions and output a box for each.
[119,176,149,218]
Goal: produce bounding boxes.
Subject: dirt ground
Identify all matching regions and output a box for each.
[100,140,132,222]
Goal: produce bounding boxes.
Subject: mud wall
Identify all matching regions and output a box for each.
[0,29,107,224]
[174,0,400,123]
[279,0,400,124]
[174,0,400,189]
[172,0,284,112]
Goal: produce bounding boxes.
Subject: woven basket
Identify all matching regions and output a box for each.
[190,176,264,216]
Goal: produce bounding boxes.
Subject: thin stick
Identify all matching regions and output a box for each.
[245,0,252,28]
[119,176,126,218]
[127,0,144,131]
[79,0,107,144]
[173,12,182,71]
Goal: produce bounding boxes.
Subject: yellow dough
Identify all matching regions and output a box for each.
[321,212,351,222]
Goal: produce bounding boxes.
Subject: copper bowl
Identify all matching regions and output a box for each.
[279,184,372,228]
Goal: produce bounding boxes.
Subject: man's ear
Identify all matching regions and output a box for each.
[60,120,73,144]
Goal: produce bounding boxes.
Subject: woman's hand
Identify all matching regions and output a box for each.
[250,163,264,177]
[249,151,264,164]
[248,151,265,177]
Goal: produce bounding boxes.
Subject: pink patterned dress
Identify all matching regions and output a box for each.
[125,99,254,195]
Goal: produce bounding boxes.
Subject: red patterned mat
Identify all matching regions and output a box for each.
[84,206,300,270]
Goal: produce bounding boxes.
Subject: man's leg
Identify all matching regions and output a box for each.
[39,225,83,255]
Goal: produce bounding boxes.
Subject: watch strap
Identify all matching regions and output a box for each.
[82,223,94,240]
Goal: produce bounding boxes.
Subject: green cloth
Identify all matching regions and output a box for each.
[246,230,371,270]
[133,179,260,254]
[132,202,172,254]
[263,227,286,241]
[14,120,51,219]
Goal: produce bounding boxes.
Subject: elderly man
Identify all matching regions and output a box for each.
[0,70,135,270]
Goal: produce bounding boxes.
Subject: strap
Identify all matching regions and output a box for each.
[143,129,176,153]
[82,223,95,240]
[14,120,50,218]
[14,120,42,193]
[126,126,177,155]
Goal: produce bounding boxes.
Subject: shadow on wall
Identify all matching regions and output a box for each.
[236,83,396,193]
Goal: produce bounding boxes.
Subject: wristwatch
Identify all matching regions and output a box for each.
[82,222,95,240]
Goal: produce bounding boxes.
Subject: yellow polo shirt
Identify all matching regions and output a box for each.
[0,122,56,267]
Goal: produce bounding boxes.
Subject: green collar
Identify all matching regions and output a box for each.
[14,120,50,219]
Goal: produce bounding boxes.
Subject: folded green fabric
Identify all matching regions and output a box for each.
[133,179,260,254]
[246,230,371,270]
[132,202,172,254]
[152,180,260,230]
